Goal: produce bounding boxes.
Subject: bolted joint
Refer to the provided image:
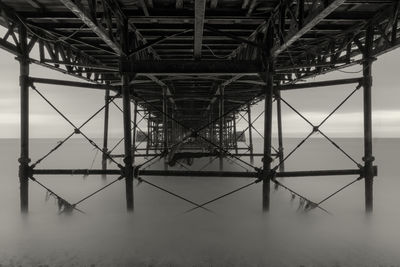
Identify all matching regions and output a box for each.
[18,157,31,165]
[267,168,277,181]
[360,165,378,179]
[19,74,30,87]
[262,156,273,164]
[362,155,375,164]
[118,57,130,74]
[133,166,139,178]
[312,126,319,133]
[15,56,30,65]
[363,56,377,64]
[74,128,81,134]
[255,167,264,183]
[123,156,133,165]
[18,163,32,181]
[363,75,373,89]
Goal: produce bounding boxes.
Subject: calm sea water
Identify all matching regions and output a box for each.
[0,137,399,266]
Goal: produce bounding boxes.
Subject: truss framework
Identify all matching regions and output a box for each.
[0,0,392,214]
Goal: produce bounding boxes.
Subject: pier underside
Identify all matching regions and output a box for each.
[1,0,398,214]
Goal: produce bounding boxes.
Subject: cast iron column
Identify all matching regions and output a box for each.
[120,20,133,212]
[219,87,224,170]
[262,26,274,212]
[363,25,375,213]
[233,114,238,154]
[146,113,150,156]
[18,25,30,214]
[275,89,285,172]
[163,87,168,151]
[102,88,110,180]
[247,103,254,164]
[132,100,138,164]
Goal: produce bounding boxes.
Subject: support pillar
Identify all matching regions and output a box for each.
[162,88,168,170]
[171,108,175,145]
[162,87,168,152]
[132,100,138,164]
[120,20,133,212]
[247,103,254,164]
[102,89,110,180]
[219,87,224,170]
[155,122,159,152]
[275,89,285,172]
[262,26,274,212]
[233,115,238,154]
[146,113,150,156]
[18,25,30,214]
[363,25,375,213]
[209,108,214,162]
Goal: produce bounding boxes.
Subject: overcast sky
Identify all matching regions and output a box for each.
[0,35,399,139]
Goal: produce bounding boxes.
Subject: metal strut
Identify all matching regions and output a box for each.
[275,83,363,168]
[30,85,122,169]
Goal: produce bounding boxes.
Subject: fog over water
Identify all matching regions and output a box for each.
[0,138,399,266]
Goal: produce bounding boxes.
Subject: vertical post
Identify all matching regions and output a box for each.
[209,104,213,151]
[233,113,238,154]
[146,113,150,156]
[171,108,175,145]
[247,103,254,164]
[120,19,134,212]
[102,89,110,179]
[162,88,168,170]
[132,100,138,164]
[163,87,168,151]
[363,25,375,213]
[155,122,159,152]
[262,25,274,212]
[219,87,224,170]
[18,25,30,214]
[209,107,214,161]
[275,89,284,172]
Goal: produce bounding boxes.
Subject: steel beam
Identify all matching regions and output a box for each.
[29,77,116,91]
[59,0,123,55]
[272,0,345,57]
[194,0,206,59]
[279,77,362,91]
[121,60,262,75]
[32,168,373,178]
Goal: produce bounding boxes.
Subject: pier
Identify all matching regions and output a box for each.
[0,0,397,214]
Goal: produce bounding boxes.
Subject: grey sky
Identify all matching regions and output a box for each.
[0,36,399,138]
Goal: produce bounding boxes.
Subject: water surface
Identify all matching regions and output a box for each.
[0,138,399,266]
